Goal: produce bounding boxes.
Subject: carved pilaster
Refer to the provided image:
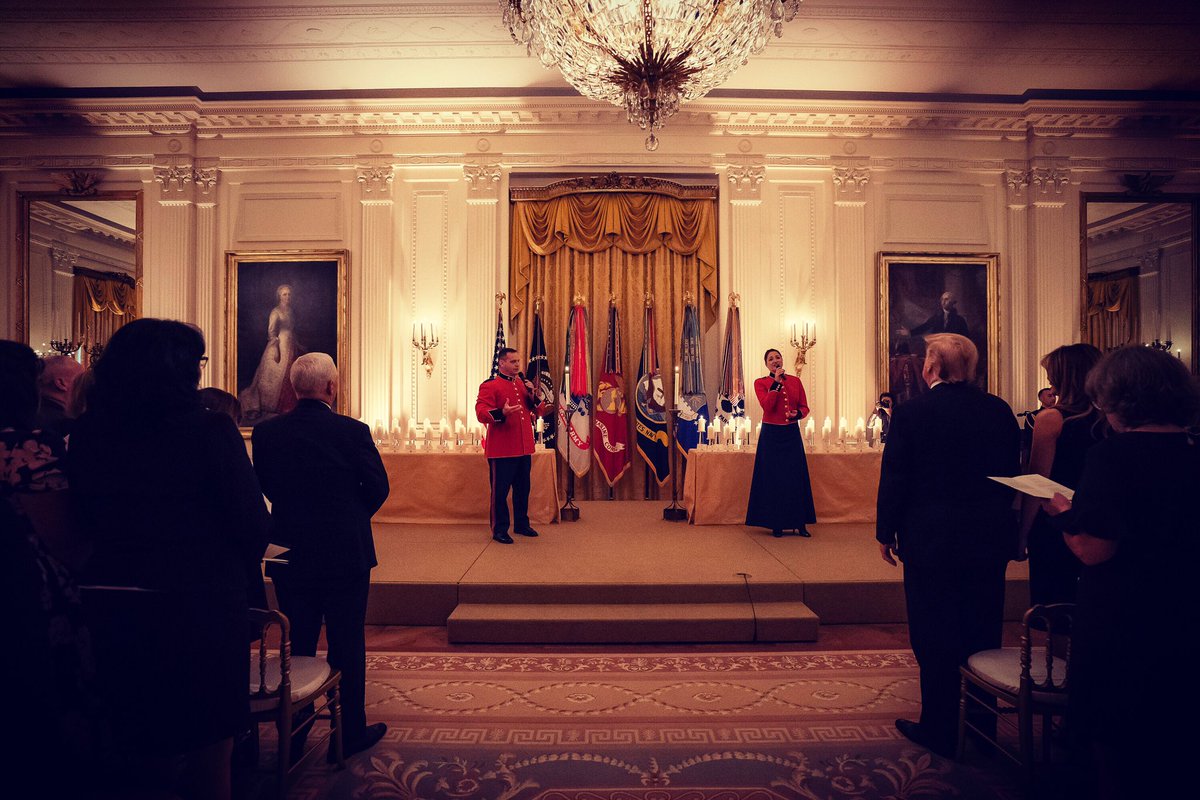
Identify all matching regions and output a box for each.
[193,168,218,196]
[1030,167,1070,196]
[154,165,194,198]
[1004,169,1031,202]
[727,165,765,203]
[464,163,502,203]
[1004,167,1032,407]
[356,166,395,197]
[832,166,871,199]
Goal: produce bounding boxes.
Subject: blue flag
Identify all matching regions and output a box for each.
[526,306,555,447]
[718,301,745,420]
[635,302,670,485]
[675,302,709,456]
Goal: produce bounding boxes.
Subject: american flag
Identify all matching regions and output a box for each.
[488,305,506,379]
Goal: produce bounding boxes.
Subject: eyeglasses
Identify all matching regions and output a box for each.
[199,355,209,368]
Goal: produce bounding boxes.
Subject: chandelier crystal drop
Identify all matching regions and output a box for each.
[500,0,803,150]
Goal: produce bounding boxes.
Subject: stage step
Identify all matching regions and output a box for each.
[446,601,820,644]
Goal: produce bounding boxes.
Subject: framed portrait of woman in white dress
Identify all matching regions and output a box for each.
[224,250,348,429]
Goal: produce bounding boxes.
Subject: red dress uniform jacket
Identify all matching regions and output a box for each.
[755,374,810,424]
[475,374,550,458]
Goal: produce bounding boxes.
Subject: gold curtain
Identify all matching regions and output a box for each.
[1084,269,1139,351]
[509,185,718,501]
[73,267,137,363]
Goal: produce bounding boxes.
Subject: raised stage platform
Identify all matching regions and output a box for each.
[360,500,1030,644]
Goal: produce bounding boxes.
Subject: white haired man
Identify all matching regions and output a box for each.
[252,352,390,760]
[876,333,1019,757]
[35,354,84,435]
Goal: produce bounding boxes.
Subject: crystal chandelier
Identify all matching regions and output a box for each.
[500,0,803,150]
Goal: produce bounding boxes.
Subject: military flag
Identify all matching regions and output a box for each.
[556,303,592,477]
[635,302,670,485]
[593,301,630,485]
[717,299,746,421]
[675,301,709,456]
[526,305,555,447]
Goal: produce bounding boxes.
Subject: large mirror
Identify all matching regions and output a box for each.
[1081,192,1197,372]
[19,189,142,362]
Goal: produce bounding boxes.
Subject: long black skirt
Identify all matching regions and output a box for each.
[745,422,816,529]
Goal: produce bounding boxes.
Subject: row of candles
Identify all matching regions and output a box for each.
[695,414,886,450]
[368,416,551,451]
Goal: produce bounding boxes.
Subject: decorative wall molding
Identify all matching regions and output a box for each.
[193,168,218,195]
[832,166,871,198]
[154,165,194,197]
[1031,167,1071,195]
[356,166,395,196]
[1004,168,1031,201]
[727,165,765,203]
[463,163,502,201]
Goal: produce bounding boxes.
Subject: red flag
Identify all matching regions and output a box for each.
[594,302,630,486]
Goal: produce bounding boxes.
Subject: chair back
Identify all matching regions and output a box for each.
[249,607,292,707]
[1019,603,1073,696]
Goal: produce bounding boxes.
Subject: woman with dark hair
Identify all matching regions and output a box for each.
[1017,343,1106,603]
[68,319,270,800]
[1043,346,1200,799]
[745,348,816,537]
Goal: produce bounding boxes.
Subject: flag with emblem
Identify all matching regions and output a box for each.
[717,300,745,421]
[675,301,709,457]
[593,301,630,486]
[488,304,506,379]
[556,303,592,477]
[635,302,670,485]
[526,305,555,447]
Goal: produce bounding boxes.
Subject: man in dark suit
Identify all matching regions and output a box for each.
[252,352,390,759]
[901,291,970,338]
[876,333,1019,757]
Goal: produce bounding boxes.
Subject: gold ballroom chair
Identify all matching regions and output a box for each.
[957,603,1073,783]
[248,608,344,799]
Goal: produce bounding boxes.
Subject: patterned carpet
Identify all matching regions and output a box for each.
[278,650,1020,800]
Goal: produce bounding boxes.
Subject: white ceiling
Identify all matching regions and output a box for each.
[2,0,1199,98]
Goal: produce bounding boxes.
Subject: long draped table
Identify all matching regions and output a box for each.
[682,447,883,525]
[374,448,559,525]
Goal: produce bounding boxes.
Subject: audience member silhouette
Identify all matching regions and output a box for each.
[67,319,270,800]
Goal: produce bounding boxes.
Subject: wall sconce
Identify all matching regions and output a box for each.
[789,321,817,376]
[412,323,439,378]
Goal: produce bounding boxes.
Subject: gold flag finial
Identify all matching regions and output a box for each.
[728,292,740,307]
[495,292,506,309]
[684,289,695,307]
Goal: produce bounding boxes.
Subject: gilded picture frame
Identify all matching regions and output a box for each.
[225,250,349,429]
[878,252,999,406]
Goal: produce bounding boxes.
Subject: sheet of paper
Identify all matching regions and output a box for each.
[988,474,1074,500]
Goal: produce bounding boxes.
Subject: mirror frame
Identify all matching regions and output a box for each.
[16,189,143,346]
[1079,191,1199,374]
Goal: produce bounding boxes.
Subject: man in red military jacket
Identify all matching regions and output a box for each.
[476,347,551,543]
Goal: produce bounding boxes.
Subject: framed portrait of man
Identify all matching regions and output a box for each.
[224,250,349,429]
[878,252,999,406]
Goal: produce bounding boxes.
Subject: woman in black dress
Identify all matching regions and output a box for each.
[1044,346,1200,799]
[746,348,816,537]
[1018,343,1106,603]
[69,319,270,800]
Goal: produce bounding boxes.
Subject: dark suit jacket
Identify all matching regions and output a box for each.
[876,382,1019,564]
[909,308,969,337]
[252,399,389,586]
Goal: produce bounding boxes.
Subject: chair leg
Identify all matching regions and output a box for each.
[276,713,291,800]
[329,685,345,769]
[1018,702,1035,787]
[956,675,969,760]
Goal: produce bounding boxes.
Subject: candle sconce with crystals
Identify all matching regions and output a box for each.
[412,323,440,378]
[49,338,81,357]
[1147,337,1173,352]
[789,322,816,376]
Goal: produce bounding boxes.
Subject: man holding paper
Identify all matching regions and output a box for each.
[875,333,1019,757]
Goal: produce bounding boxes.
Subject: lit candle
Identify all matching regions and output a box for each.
[838,416,848,440]
[564,364,570,396]
[674,365,681,407]
[805,418,815,437]
[734,427,742,448]
[791,323,797,341]
[407,418,416,439]
[423,417,432,438]
[855,416,866,437]
[536,417,544,433]
[373,420,384,443]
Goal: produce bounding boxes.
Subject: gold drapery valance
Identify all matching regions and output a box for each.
[73,267,137,360]
[510,185,718,330]
[1084,268,1139,351]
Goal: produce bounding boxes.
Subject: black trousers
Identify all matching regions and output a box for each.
[488,454,531,535]
[270,569,371,737]
[902,554,1006,749]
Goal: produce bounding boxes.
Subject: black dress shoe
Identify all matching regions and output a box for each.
[796,527,812,538]
[894,719,954,758]
[772,529,784,538]
[514,527,539,537]
[492,532,514,544]
[329,722,387,763]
